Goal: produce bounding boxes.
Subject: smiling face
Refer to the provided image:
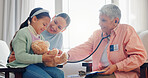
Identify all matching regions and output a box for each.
[47,16,67,34]
[99,14,117,35]
[32,16,51,34]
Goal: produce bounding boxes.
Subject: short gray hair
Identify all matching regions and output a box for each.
[99,4,121,22]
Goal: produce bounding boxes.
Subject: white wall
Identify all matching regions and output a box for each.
[129,0,148,32]
[0,0,3,40]
[55,0,62,14]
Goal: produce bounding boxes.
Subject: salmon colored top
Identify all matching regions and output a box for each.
[68,24,147,78]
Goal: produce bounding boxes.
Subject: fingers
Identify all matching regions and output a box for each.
[58,50,63,55]
[42,53,56,62]
[9,51,16,62]
[98,66,111,75]
[99,64,117,75]
[11,51,15,55]
[9,58,16,62]
[63,60,68,65]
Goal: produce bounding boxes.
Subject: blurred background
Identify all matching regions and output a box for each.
[0,0,147,52]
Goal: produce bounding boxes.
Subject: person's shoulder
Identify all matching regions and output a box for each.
[119,24,134,28]
[17,27,29,34]
[57,32,63,36]
[15,27,30,38]
[118,24,136,35]
[56,32,63,38]
[119,24,135,31]
[93,29,102,35]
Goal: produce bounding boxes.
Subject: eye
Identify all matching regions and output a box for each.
[43,23,46,26]
[58,26,62,30]
[102,19,106,22]
[54,20,57,24]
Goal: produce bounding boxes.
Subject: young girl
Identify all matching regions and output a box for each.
[7,8,64,78]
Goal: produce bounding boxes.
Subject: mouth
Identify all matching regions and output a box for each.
[50,26,56,32]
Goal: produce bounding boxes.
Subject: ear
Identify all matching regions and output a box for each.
[114,18,119,24]
[31,16,38,23]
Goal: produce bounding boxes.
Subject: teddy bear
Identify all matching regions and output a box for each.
[31,40,68,67]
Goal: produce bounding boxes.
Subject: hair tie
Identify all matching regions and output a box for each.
[31,9,49,18]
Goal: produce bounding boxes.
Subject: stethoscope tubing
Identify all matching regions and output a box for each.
[67,32,110,63]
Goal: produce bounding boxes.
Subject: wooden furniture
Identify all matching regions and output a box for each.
[0,65,63,78]
[140,62,148,78]
[82,63,92,72]
[0,67,26,78]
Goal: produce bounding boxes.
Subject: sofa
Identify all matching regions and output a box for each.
[139,30,148,59]
[0,40,14,78]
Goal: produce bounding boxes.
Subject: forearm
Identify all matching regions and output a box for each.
[116,53,146,72]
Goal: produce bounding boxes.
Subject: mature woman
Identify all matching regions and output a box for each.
[68,4,147,78]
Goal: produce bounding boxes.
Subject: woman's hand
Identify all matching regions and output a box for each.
[99,64,118,75]
[9,51,16,63]
[42,51,56,62]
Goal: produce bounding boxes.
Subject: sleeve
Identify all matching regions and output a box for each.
[68,32,95,61]
[12,30,42,64]
[116,26,147,72]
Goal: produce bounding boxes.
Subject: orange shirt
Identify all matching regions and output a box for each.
[68,24,147,78]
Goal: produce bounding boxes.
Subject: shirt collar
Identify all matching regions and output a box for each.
[102,24,119,37]
[111,24,119,36]
[28,25,40,38]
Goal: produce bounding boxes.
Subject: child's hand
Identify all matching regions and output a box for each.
[42,52,55,62]
[58,50,63,56]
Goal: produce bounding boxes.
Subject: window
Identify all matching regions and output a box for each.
[63,0,111,51]
[34,0,55,17]
[119,0,148,32]
[34,0,147,52]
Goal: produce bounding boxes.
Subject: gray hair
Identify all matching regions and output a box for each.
[99,4,121,22]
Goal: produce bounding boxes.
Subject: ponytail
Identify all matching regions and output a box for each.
[19,17,30,29]
[10,7,50,52]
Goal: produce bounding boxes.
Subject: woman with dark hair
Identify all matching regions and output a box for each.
[8,7,71,78]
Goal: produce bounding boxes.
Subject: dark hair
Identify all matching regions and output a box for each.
[19,7,50,29]
[56,13,71,27]
[10,7,50,52]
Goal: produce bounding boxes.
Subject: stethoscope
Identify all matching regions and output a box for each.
[67,32,110,63]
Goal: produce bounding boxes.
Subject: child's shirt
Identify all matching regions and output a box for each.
[7,25,44,68]
[28,25,41,41]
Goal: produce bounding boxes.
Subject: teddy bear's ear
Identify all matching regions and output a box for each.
[32,44,42,54]
[45,41,50,47]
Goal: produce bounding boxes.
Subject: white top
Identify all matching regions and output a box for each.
[0,40,10,68]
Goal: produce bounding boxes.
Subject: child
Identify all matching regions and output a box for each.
[7,7,64,78]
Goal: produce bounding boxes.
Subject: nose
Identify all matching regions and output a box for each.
[52,25,58,31]
[43,26,47,30]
